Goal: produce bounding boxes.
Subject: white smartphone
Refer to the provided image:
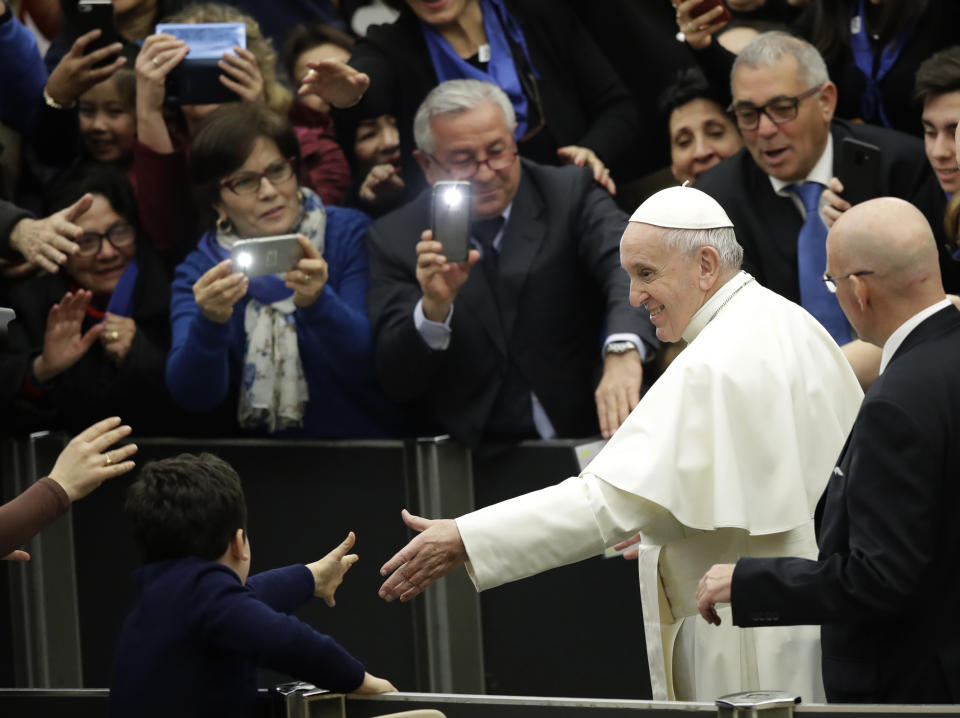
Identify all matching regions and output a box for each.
[230,235,303,277]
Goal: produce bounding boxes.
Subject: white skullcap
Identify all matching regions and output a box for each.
[629,185,734,230]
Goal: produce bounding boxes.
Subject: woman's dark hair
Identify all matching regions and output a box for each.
[125,453,248,563]
[280,22,356,86]
[190,102,301,216]
[810,0,929,65]
[658,67,728,129]
[47,163,141,234]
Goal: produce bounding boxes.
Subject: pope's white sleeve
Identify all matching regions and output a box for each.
[456,474,674,591]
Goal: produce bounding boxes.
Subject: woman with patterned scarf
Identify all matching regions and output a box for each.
[166,102,404,437]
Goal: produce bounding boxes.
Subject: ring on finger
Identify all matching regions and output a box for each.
[104,452,113,467]
[108,330,120,341]
[688,22,698,32]
[152,56,160,67]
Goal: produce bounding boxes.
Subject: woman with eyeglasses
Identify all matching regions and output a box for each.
[166,102,404,438]
[3,164,179,435]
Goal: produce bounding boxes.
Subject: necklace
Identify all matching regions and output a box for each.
[707,277,754,325]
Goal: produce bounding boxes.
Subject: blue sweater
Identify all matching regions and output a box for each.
[0,9,47,132]
[166,206,401,437]
[110,559,365,718]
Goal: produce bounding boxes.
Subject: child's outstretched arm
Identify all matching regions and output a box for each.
[307,531,359,607]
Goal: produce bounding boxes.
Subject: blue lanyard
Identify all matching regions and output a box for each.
[848,0,911,127]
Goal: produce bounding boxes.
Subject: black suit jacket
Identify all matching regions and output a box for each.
[366,160,654,448]
[731,306,960,703]
[695,119,959,299]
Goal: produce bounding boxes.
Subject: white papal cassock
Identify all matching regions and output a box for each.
[456,271,864,702]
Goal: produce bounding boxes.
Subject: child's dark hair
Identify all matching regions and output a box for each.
[125,453,247,563]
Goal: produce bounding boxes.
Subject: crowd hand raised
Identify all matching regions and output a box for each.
[193,259,249,323]
[416,229,481,322]
[284,236,329,308]
[135,34,188,112]
[358,164,405,207]
[45,29,125,108]
[557,145,617,195]
[595,348,641,439]
[2,550,31,562]
[298,59,370,109]
[9,194,92,273]
[101,313,137,366]
[33,290,104,384]
[306,531,359,607]
[612,533,643,560]
[219,46,265,102]
[696,563,736,626]
[822,177,851,228]
[674,0,729,50]
[48,416,138,501]
[378,509,467,603]
[352,672,398,694]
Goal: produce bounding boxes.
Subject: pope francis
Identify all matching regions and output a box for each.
[378,186,864,702]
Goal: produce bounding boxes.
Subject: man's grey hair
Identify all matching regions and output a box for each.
[413,79,517,154]
[732,31,830,91]
[661,226,743,271]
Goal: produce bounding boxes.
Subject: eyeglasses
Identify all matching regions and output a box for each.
[428,149,518,180]
[76,222,136,256]
[221,157,297,195]
[728,84,824,131]
[822,270,874,293]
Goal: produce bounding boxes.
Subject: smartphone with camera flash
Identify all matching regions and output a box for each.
[839,138,883,207]
[431,181,473,262]
[230,235,303,277]
[689,0,732,24]
[76,0,120,66]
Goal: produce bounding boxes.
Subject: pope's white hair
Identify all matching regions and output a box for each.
[661,226,743,271]
[413,79,517,154]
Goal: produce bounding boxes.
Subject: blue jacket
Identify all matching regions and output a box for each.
[110,558,365,717]
[0,9,47,132]
[166,206,402,438]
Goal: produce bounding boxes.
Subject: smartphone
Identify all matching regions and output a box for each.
[76,0,120,66]
[230,235,304,277]
[839,138,883,207]
[689,0,732,24]
[431,181,472,262]
[0,308,15,338]
[157,22,246,105]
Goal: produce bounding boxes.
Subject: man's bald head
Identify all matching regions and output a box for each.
[827,198,945,344]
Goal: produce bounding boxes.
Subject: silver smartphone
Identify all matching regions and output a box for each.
[230,235,303,277]
[431,181,472,262]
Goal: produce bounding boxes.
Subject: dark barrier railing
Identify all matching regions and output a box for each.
[1,435,646,698]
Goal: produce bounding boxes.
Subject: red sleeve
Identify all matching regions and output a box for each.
[294,122,352,207]
[0,477,70,556]
[132,140,198,254]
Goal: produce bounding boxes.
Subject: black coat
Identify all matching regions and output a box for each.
[732,306,960,703]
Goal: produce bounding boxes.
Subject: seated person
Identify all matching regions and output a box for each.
[659,67,743,185]
[3,164,180,435]
[110,452,395,717]
[167,102,404,438]
[282,22,354,206]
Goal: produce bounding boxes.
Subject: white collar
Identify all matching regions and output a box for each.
[682,271,754,343]
[769,133,834,197]
[879,297,952,374]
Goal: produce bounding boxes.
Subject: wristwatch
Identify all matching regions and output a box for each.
[604,340,637,356]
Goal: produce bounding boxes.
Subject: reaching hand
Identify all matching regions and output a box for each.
[135,34,188,154]
[378,509,467,603]
[306,531,359,607]
[218,46,265,102]
[358,164,405,208]
[100,313,138,366]
[557,146,616,195]
[284,236,329,308]
[45,29,125,108]
[696,563,736,626]
[594,349,642,439]
[415,229,481,322]
[2,550,31,562]
[193,259,249,323]
[9,194,92,273]
[48,416,138,502]
[33,290,104,383]
[612,533,643,560]
[822,177,851,229]
[674,0,730,50]
[352,672,398,694]
[298,59,370,109]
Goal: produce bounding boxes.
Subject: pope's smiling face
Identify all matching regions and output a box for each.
[620,222,708,343]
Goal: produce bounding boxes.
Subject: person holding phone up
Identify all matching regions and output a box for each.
[165,102,404,438]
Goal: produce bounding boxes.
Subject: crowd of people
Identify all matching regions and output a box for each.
[3,0,960,711]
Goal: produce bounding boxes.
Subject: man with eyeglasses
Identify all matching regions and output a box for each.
[698,197,960,704]
[695,32,948,376]
[367,79,656,449]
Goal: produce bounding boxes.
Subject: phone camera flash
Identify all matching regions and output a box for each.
[442,187,463,207]
[236,251,253,269]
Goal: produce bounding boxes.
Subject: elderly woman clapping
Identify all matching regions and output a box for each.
[166,102,402,437]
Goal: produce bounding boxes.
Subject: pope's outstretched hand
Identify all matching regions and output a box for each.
[379,509,467,602]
